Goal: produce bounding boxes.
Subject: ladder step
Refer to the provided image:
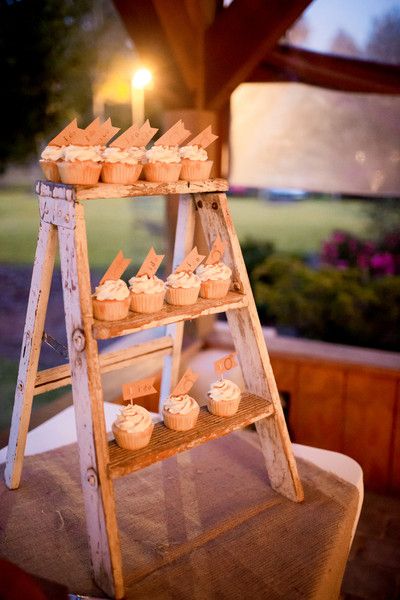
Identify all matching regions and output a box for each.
[108,393,274,479]
[93,291,247,340]
[34,336,173,395]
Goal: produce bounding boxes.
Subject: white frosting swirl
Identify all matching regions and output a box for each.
[103,147,143,165]
[128,146,146,161]
[166,271,200,289]
[164,395,198,415]
[196,262,232,282]
[63,145,103,163]
[146,145,180,164]
[41,145,65,161]
[114,404,153,433]
[94,279,129,301]
[179,145,208,162]
[208,379,241,402]
[129,274,165,294]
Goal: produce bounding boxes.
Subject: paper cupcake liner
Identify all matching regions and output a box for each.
[180,160,213,181]
[162,405,200,431]
[207,395,241,417]
[39,160,61,183]
[58,160,102,185]
[143,162,182,183]
[92,296,130,321]
[166,286,200,306]
[112,422,154,450]
[200,278,231,299]
[101,162,142,184]
[130,290,165,313]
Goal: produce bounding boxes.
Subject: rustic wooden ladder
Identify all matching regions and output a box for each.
[5,178,303,599]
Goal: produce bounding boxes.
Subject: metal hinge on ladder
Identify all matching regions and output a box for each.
[42,331,69,359]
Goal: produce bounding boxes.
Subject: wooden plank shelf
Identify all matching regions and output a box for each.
[108,392,274,479]
[93,291,248,340]
[35,178,229,201]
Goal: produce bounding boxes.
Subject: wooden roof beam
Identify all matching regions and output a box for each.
[152,0,202,94]
[205,0,312,110]
[113,0,192,107]
[250,45,400,95]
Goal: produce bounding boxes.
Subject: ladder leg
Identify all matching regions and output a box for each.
[195,192,304,502]
[159,194,196,408]
[5,220,57,489]
[58,203,124,599]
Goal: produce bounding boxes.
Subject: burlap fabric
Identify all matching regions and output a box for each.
[0,430,359,599]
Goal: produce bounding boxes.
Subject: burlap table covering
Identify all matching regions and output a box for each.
[0,429,359,599]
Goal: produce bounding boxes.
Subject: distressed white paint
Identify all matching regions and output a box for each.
[5,220,57,489]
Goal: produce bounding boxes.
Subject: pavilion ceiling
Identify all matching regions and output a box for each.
[114,0,400,110]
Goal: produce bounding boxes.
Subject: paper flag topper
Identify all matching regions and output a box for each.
[188,126,218,149]
[171,368,198,397]
[112,119,159,148]
[154,120,191,146]
[136,247,164,277]
[205,235,225,265]
[214,352,238,376]
[175,247,205,273]
[99,250,132,284]
[122,376,157,402]
[92,117,120,145]
[85,117,101,136]
[69,126,92,146]
[109,123,139,149]
[47,119,79,146]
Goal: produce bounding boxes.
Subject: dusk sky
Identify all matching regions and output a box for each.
[299,0,400,52]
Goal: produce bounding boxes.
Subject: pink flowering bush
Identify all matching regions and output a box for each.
[321,230,400,278]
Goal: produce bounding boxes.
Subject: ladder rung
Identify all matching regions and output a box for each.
[34,336,173,395]
[93,291,248,340]
[108,393,274,479]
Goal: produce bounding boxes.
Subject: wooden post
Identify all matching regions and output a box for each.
[194,192,304,502]
[5,220,57,489]
[58,201,124,598]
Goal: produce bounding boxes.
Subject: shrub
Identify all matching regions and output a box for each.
[321,229,400,277]
[253,255,400,351]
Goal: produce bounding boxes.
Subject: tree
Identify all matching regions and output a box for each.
[365,7,400,65]
[0,0,133,173]
[330,30,361,58]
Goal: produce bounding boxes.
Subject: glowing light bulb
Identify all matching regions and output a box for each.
[132,68,152,90]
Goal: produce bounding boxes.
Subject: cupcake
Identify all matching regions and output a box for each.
[58,117,120,185]
[179,145,212,181]
[179,126,218,181]
[163,394,200,431]
[101,146,144,184]
[129,274,166,313]
[196,261,232,299]
[39,119,80,182]
[92,279,130,321]
[143,145,182,182]
[39,145,65,183]
[207,378,241,417]
[112,403,154,450]
[58,144,103,185]
[143,120,191,183]
[165,271,201,306]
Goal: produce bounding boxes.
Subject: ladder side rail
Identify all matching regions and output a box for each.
[5,219,58,489]
[194,192,304,502]
[58,201,124,599]
[159,194,196,408]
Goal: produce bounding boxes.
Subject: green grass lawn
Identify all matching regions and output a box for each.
[0,186,370,266]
